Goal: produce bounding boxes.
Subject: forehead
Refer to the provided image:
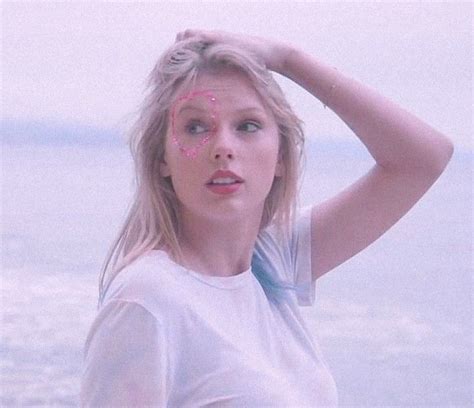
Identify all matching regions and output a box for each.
[173,71,269,113]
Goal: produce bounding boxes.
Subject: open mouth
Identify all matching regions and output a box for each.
[206,178,243,195]
[207,177,243,186]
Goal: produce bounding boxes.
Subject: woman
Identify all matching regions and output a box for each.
[80,30,453,406]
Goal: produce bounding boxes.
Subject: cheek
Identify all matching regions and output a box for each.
[165,155,205,198]
[250,145,280,187]
[162,134,192,177]
[259,137,280,168]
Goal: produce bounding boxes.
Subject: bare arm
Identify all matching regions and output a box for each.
[279,49,454,279]
[175,29,454,280]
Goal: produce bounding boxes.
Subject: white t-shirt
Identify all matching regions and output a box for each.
[81,209,338,407]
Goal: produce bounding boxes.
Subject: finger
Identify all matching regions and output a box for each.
[175,29,214,47]
[175,29,199,43]
[176,31,189,42]
[183,29,199,39]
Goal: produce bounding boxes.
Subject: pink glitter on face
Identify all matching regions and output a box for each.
[170,90,218,159]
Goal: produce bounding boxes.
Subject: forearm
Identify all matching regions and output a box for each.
[279,47,454,175]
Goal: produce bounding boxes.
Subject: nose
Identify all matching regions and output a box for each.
[209,126,236,161]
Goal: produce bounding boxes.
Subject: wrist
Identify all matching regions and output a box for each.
[273,43,298,75]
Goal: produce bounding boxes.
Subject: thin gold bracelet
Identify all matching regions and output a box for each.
[323,67,339,109]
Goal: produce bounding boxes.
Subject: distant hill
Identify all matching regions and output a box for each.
[0,118,367,156]
[1,118,471,163]
[0,119,123,147]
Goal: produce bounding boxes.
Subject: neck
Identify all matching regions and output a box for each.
[177,209,263,277]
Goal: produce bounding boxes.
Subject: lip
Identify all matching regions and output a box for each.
[206,183,242,195]
[206,170,244,185]
[206,169,244,195]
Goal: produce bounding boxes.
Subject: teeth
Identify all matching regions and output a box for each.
[211,177,238,185]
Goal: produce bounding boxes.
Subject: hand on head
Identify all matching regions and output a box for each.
[174,29,293,74]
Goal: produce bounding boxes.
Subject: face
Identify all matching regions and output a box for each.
[160,69,283,224]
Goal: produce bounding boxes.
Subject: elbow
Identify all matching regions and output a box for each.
[390,133,455,180]
[431,134,454,176]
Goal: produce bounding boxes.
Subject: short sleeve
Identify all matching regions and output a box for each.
[80,300,169,407]
[254,206,315,307]
[289,206,316,307]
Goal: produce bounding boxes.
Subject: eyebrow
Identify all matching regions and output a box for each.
[177,105,208,115]
[235,107,267,115]
[177,105,267,116]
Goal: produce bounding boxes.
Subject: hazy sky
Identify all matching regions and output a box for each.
[2,1,472,147]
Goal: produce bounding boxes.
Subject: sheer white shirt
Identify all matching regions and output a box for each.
[81,208,338,406]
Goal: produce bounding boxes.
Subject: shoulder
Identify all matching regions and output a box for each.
[101,251,187,321]
[256,207,312,258]
[254,207,312,278]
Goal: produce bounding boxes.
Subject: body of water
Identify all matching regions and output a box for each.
[1,140,472,406]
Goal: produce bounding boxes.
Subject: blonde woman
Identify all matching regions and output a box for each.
[80,30,453,406]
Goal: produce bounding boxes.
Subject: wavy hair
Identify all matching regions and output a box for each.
[98,39,305,305]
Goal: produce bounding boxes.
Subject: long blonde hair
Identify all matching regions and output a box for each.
[98,39,305,305]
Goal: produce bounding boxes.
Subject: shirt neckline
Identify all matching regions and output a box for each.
[148,249,253,290]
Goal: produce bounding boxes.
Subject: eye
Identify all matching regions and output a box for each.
[238,121,261,133]
[185,120,208,135]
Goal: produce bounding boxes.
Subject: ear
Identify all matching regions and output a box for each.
[160,159,171,177]
[275,161,284,177]
[274,151,284,177]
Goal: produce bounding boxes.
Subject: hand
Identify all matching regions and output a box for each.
[175,29,293,74]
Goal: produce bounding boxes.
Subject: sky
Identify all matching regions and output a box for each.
[1,1,472,148]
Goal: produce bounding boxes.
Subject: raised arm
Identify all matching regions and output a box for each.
[279,48,453,279]
[175,29,454,279]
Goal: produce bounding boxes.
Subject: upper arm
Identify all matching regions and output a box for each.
[310,164,443,280]
[81,300,168,407]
